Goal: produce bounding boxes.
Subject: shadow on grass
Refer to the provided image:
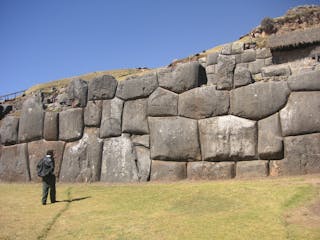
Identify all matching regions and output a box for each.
[55,196,91,203]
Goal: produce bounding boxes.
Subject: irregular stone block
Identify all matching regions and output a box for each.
[59,108,84,141]
[256,48,272,59]
[248,59,265,74]
[206,52,219,66]
[100,98,123,138]
[116,72,158,100]
[236,160,268,178]
[241,49,256,63]
[149,117,201,161]
[43,112,58,141]
[261,65,291,77]
[0,144,29,182]
[280,92,320,136]
[60,128,103,182]
[88,75,118,100]
[233,66,252,88]
[216,55,236,90]
[132,135,150,148]
[187,161,235,180]
[84,100,102,127]
[28,140,65,181]
[18,95,44,142]
[122,99,149,134]
[66,78,88,107]
[150,160,187,181]
[135,146,151,182]
[147,87,178,117]
[258,113,283,160]
[288,70,320,91]
[199,116,257,161]
[101,135,138,183]
[0,116,19,145]
[230,81,290,120]
[231,42,244,54]
[178,86,229,119]
[221,43,232,55]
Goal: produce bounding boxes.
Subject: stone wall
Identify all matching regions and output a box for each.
[1,42,320,183]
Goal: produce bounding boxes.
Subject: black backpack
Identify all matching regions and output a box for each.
[36,157,53,177]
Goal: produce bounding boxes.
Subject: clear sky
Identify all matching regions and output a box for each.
[0,0,319,96]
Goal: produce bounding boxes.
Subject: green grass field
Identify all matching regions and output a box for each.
[1,176,320,240]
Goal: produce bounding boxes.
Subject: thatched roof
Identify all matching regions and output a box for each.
[267,27,320,50]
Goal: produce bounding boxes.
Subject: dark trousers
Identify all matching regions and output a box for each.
[42,174,56,204]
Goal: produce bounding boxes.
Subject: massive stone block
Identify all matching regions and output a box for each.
[135,146,151,182]
[147,87,178,117]
[258,113,283,159]
[59,108,84,141]
[248,59,265,74]
[149,117,201,161]
[101,135,138,183]
[187,161,235,180]
[261,65,291,77]
[198,116,257,161]
[233,66,252,88]
[0,116,19,145]
[43,112,58,141]
[116,72,158,100]
[88,75,118,100]
[66,78,88,107]
[150,160,187,181]
[216,55,235,90]
[240,49,256,63]
[100,98,123,138]
[84,100,102,127]
[288,70,320,91]
[206,52,219,66]
[230,81,290,120]
[236,160,269,178]
[18,95,44,142]
[28,140,65,181]
[122,99,149,134]
[0,144,29,182]
[178,86,229,119]
[256,48,272,59]
[60,128,103,182]
[280,92,320,136]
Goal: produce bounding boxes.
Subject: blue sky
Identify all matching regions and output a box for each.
[0,0,318,96]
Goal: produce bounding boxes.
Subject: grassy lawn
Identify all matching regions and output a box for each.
[0,176,320,240]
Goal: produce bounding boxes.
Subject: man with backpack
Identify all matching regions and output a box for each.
[37,150,56,205]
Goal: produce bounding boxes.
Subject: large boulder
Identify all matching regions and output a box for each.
[230,81,290,120]
[178,85,229,119]
[236,160,269,178]
[101,134,138,183]
[116,72,158,100]
[59,108,84,141]
[66,78,88,107]
[280,92,320,136]
[43,112,59,141]
[258,113,283,159]
[0,116,19,145]
[187,161,235,180]
[147,87,178,117]
[150,160,187,181]
[0,144,30,182]
[198,115,257,161]
[60,128,103,182]
[215,55,235,90]
[18,95,44,142]
[88,75,118,100]
[100,98,124,138]
[134,146,151,182]
[84,100,102,127]
[288,70,320,91]
[149,117,201,161]
[28,140,65,182]
[122,99,149,134]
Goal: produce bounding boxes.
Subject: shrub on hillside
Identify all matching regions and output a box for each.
[261,17,276,34]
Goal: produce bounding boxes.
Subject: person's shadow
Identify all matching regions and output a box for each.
[56,196,91,203]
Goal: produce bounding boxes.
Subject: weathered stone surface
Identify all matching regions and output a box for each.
[206,52,219,66]
[216,55,236,90]
[147,87,178,116]
[236,160,269,178]
[43,112,58,141]
[150,160,187,181]
[280,92,320,136]
[248,59,265,74]
[288,70,320,91]
[116,72,158,100]
[28,140,65,181]
[187,161,235,180]
[158,62,206,93]
[88,75,118,100]
[18,95,44,142]
[0,116,19,145]
[84,101,102,127]
[100,98,123,138]
[0,144,29,182]
[122,99,149,134]
[230,81,290,120]
[135,146,151,182]
[199,116,257,161]
[59,108,84,141]
[101,135,138,183]
[231,42,244,54]
[60,128,102,182]
[149,117,201,161]
[265,57,273,66]
[221,43,232,55]
[233,66,252,88]
[258,113,283,160]
[178,86,229,119]
[67,78,88,107]
[132,135,150,148]
[256,48,272,59]
[261,65,291,77]
[241,49,256,63]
